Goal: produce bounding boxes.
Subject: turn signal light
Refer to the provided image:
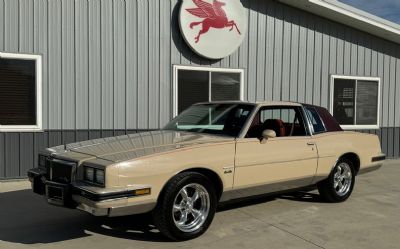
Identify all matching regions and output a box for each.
[133,188,151,196]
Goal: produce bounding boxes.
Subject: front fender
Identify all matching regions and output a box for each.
[116,142,236,202]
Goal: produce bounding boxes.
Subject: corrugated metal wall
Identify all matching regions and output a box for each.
[0,0,399,178]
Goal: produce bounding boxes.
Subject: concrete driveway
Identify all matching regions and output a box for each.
[0,160,399,249]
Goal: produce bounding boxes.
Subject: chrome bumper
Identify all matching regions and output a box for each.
[75,200,156,217]
[71,182,156,217]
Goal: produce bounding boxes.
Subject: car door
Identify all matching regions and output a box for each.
[233,106,318,195]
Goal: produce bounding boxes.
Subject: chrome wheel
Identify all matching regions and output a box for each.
[333,162,353,196]
[172,183,210,233]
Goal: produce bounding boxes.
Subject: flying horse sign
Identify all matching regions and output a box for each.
[179,0,247,59]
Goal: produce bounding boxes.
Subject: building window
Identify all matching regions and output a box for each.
[0,52,42,132]
[330,75,380,130]
[173,65,244,116]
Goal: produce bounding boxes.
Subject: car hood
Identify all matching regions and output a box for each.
[51,130,233,163]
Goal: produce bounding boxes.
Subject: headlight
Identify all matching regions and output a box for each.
[84,166,105,186]
[84,167,94,182]
[95,170,105,185]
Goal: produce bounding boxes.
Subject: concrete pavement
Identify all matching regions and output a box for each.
[0,160,399,249]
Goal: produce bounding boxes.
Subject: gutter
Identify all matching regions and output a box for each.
[278,0,400,44]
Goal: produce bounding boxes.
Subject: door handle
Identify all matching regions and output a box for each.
[307,142,315,146]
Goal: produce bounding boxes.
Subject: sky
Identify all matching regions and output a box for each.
[339,0,400,25]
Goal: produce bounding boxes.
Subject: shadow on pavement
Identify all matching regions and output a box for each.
[278,191,323,203]
[218,189,323,212]
[0,189,169,244]
[0,189,322,244]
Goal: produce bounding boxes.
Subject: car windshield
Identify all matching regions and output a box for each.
[164,103,255,137]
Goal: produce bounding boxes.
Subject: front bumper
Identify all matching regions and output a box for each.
[28,168,156,217]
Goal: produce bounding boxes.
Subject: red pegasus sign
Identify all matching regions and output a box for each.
[186,0,241,43]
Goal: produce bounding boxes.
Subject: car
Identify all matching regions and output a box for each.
[28,101,385,240]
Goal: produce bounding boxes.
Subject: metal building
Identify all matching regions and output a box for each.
[0,0,399,179]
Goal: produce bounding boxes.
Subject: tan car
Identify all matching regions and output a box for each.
[28,101,385,240]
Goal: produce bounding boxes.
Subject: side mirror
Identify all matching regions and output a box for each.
[261,129,276,144]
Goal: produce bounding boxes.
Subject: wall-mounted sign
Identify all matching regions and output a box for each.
[179,0,247,60]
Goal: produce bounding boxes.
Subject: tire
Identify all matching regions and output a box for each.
[152,172,217,241]
[317,158,356,203]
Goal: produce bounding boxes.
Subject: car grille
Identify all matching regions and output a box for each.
[47,158,77,184]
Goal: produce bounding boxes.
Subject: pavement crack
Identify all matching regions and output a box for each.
[240,209,326,249]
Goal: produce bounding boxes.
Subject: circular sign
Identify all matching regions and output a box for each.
[179,0,247,60]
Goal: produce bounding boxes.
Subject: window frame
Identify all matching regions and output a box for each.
[329,75,381,130]
[304,106,327,135]
[244,105,311,138]
[173,65,244,117]
[0,52,43,132]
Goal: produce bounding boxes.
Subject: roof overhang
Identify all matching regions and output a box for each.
[278,0,400,44]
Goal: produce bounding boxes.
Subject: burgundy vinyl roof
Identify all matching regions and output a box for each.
[303,104,343,132]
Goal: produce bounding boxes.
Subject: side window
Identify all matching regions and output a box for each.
[305,107,326,134]
[246,107,307,138]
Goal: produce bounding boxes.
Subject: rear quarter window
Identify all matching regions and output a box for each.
[304,107,326,134]
[314,106,343,132]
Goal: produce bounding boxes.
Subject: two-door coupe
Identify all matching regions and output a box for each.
[28,101,385,240]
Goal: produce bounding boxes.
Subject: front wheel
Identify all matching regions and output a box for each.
[317,158,355,202]
[152,172,217,241]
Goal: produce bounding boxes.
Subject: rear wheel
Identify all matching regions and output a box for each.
[317,158,355,202]
[153,172,217,241]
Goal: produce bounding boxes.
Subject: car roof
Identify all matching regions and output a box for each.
[255,101,303,107]
[194,101,303,107]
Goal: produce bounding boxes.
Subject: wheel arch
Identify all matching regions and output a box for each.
[338,152,361,174]
[157,167,224,204]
